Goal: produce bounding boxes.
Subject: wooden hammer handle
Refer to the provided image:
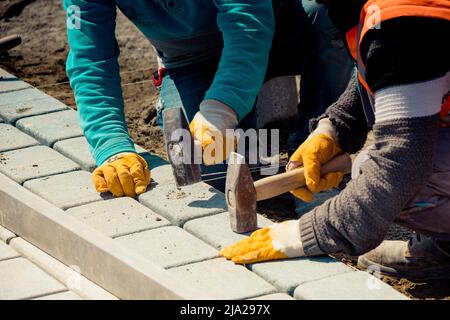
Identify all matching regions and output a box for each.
[254,153,352,201]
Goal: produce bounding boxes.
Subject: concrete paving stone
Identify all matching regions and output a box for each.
[0,145,80,184]
[0,88,68,124]
[0,242,20,261]
[251,257,354,295]
[139,182,227,227]
[0,123,39,152]
[0,174,200,300]
[0,257,66,300]
[16,110,83,146]
[53,136,97,171]
[53,137,164,172]
[250,293,295,300]
[139,152,171,183]
[24,171,108,210]
[116,226,218,269]
[294,271,409,300]
[0,68,31,93]
[33,291,82,300]
[148,164,175,185]
[66,198,171,238]
[170,258,276,300]
[184,212,273,250]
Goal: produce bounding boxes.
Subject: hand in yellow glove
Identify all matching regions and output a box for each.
[92,153,151,198]
[189,100,238,165]
[220,220,304,264]
[287,119,344,202]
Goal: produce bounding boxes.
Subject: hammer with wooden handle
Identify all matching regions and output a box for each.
[225,152,352,233]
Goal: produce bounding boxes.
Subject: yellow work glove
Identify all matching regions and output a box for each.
[92,153,151,198]
[287,119,344,202]
[189,100,238,165]
[220,220,304,264]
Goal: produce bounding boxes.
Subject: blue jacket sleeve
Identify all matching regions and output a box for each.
[64,0,136,166]
[206,0,275,121]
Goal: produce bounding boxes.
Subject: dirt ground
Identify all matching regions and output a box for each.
[1,0,449,300]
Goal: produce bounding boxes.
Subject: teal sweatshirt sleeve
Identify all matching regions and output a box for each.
[206,0,275,121]
[63,0,136,166]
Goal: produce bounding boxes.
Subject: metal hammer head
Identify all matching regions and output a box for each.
[163,107,202,187]
[225,152,257,234]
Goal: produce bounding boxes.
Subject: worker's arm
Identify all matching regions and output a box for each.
[64,1,150,197]
[310,72,369,155]
[64,0,135,165]
[299,18,450,256]
[189,0,275,164]
[221,17,449,264]
[205,0,275,121]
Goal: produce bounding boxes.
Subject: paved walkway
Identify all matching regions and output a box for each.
[0,68,407,300]
[0,227,82,300]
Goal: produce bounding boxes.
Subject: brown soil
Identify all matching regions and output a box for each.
[0,0,165,156]
[1,0,449,300]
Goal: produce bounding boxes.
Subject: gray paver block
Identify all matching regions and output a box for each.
[0,145,80,184]
[138,182,227,226]
[0,88,68,124]
[33,291,82,300]
[16,110,83,146]
[66,198,171,238]
[148,164,175,185]
[294,271,409,300]
[0,69,31,93]
[184,212,273,250]
[53,137,97,172]
[0,123,39,152]
[24,171,108,210]
[0,242,20,261]
[251,257,354,295]
[170,258,276,300]
[116,226,218,269]
[250,293,295,300]
[0,257,66,300]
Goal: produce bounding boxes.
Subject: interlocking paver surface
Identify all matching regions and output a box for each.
[0,145,80,184]
[0,69,31,93]
[16,110,83,146]
[251,257,354,294]
[66,198,170,238]
[293,271,409,300]
[0,242,20,261]
[0,88,68,123]
[34,291,82,300]
[53,136,96,171]
[0,123,39,152]
[170,258,276,300]
[116,226,218,268]
[0,257,66,300]
[184,212,273,250]
[24,171,107,210]
[139,182,227,226]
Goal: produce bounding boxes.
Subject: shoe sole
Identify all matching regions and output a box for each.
[358,256,450,281]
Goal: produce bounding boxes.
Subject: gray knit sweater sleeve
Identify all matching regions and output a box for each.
[310,71,370,154]
[300,115,439,256]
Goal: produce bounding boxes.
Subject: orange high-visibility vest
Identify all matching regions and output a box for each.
[344,0,450,126]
